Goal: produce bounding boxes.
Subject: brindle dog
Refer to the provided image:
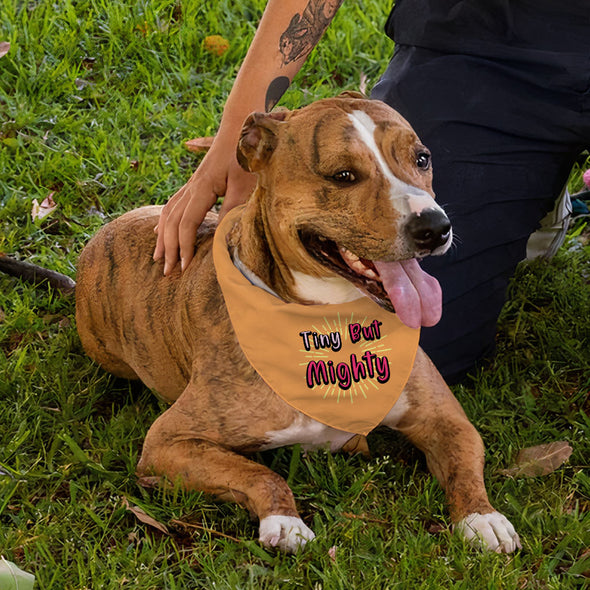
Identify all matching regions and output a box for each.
[73,95,520,553]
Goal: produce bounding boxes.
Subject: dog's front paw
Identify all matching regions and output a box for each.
[454,511,521,553]
[259,515,315,553]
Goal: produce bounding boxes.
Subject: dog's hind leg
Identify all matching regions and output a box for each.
[137,407,315,553]
[383,349,521,553]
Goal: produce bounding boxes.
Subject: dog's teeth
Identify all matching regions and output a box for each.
[339,247,378,280]
[339,246,358,261]
[339,247,360,266]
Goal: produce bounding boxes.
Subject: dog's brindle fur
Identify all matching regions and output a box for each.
[75,95,519,553]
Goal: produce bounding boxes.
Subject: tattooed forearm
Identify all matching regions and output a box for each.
[279,0,343,65]
[265,1,343,111]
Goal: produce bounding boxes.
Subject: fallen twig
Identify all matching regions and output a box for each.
[0,254,76,293]
[170,518,243,543]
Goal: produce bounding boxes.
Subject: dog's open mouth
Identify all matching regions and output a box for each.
[300,231,391,306]
[299,231,442,329]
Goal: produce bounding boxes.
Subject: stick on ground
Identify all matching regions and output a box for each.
[0,254,76,294]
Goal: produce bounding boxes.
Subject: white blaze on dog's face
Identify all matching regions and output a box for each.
[237,95,452,327]
[346,109,443,224]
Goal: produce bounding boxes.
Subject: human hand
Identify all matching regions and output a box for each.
[153,135,257,275]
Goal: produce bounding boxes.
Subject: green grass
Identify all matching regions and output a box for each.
[1,1,589,588]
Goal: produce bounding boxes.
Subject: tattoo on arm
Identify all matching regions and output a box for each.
[265,1,343,111]
[279,0,343,65]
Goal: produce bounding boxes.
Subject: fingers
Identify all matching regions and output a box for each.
[153,188,182,263]
[177,191,217,271]
[158,183,217,275]
[153,150,256,275]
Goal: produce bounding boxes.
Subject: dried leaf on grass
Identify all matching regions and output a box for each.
[500,441,573,478]
[0,557,35,590]
[123,497,170,535]
[0,42,9,58]
[341,434,371,457]
[185,136,215,153]
[359,72,368,96]
[203,35,229,56]
[31,192,58,221]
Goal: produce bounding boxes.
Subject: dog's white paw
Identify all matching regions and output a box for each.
[259,515,315,553]
[455,511,521,553]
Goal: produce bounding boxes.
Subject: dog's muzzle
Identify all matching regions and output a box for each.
[405,208,452,255]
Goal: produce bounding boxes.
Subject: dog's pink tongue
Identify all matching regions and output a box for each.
[374,259,442,329]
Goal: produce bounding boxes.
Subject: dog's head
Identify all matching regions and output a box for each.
[236,94,452,328]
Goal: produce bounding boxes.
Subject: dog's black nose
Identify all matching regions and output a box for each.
[405,209,452,252]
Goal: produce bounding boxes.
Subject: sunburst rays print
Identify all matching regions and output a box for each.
[298,313,392,404]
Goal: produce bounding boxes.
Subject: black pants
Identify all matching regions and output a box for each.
[372,45,590,379]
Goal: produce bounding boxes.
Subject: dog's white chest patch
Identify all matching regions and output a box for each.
[262,389,412,451]
[261,413,356,452]
[291,270,365,304]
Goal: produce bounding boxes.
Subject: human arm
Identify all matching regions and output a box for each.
[154,0,344,274]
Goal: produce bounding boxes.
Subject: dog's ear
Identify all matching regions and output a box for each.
[237,111,289,172]
[338,90,366,100]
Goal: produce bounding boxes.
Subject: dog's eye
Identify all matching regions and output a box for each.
[416,151,431,170]
[332,170,356,183]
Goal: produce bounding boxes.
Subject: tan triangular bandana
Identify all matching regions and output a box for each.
[213,207,420,436]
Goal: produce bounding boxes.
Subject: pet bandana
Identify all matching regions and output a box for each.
[213,207,420,436]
